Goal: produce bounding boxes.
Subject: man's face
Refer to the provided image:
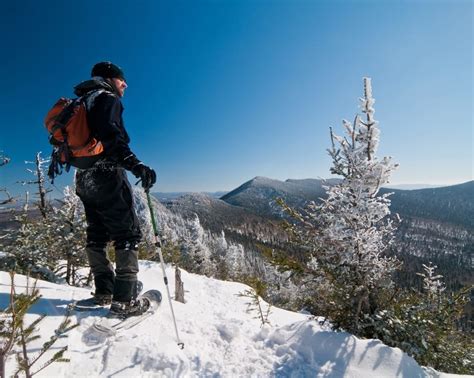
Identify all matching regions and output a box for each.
[111,77,128,97]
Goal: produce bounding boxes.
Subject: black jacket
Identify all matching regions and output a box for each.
[74,78,140,170]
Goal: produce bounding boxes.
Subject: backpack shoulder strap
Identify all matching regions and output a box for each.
[83,89,116,112]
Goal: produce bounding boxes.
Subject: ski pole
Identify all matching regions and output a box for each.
[145,189,184,350]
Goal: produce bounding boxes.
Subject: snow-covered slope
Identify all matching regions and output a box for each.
[0,265,463,377]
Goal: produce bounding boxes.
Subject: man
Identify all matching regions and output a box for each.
[74,62,156,317]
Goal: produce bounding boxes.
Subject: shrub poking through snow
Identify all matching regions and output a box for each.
[238,278,272,327]
[0,272,77,377]
[363,263,473,374]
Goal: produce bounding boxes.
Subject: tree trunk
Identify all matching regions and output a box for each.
[35,153,47,219]
[66,254,71,285]
[1,354,6,378]
[175,267,184,303]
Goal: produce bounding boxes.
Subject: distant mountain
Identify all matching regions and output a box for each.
[384,184,445,190]
[152,191,228,201]
[220,176,340,218]
[221,177,473,230]
[383,181,474,229]
[218,177,473,288]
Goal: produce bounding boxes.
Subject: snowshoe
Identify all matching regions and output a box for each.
[83,290,162,341]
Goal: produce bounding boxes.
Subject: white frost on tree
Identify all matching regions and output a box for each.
[181,214,212,274]
[141,195,275,282]
[52,185,88,285]
[216,230,228,252]
[0,185,88,284]
[19,152,52,218]
[311,78,400,330]
[132,187,156,246]
[225,244,246,274]
[417,262,446,300]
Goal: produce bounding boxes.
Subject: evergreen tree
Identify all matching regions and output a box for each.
[132,187,158,259]
[238,277,272,327]
[291,77,400,333]
[51,186,88,285]
[0,273,76,377]
[367,263,473,374]
[0,194,57,280]
[0,186,88,284]
[281,78,473,374]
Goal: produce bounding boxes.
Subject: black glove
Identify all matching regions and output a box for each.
[131,163,157,191]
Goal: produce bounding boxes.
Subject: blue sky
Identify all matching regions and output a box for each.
[0,0,472,197]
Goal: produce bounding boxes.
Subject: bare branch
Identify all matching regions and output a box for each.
[0,188,16,205]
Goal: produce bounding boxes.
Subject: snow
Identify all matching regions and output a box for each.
[0,264,467,377]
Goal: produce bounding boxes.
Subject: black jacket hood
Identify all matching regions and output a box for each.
[73,78,116,97]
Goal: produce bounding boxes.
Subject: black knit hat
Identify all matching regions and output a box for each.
[91,61,125,81]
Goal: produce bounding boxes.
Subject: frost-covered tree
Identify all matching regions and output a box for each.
[142,196,272,284]
[0,193,56,279]
[283,78,400,333]
[18,152,52,219]
[0,186,88,284]
[180,215,213,275]
[317,77,400,331]
[368,263,473,374]
[225,244,246,275]
[280,78,473,374]
[51,186,88,285]
[132,188,157,258]
[207,230,229,279]
[416,262,445,301]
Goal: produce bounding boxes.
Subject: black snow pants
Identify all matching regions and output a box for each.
[76,162,142,302]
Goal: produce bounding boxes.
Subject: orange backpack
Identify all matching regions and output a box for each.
[45,95,104,181]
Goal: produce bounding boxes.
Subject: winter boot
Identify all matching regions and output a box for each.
[109,279,147,317]
[109,297,151,318]
[74,293,113,311]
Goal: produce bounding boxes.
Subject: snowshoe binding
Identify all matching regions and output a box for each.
[108,288,161,318]
[73,293,112,311]
[72,281,143,312]
[109,297,151,318]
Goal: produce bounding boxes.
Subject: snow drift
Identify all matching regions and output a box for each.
[0,263,464,377]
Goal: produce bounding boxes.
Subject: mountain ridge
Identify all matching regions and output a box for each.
[220,176,473,229]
